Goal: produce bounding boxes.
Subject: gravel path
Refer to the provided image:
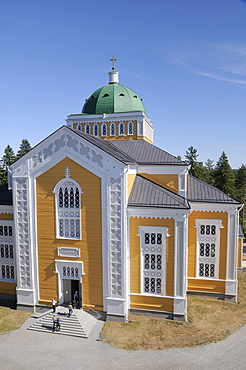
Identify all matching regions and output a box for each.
[0,314,246,369]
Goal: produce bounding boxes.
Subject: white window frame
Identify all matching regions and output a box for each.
[53,168,83,240]
[0,220,16,282]
[85,123,90,134]
[195,219,223,279]
[110,122,115,136]
[93,123,99,136]
[128,121,133,135]
[101,123,107,136]
[138,226,169,296]
[118,122,124,136]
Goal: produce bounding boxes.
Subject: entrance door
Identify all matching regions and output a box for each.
[63,279,79,305]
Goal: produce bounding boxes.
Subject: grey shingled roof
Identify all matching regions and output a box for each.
[68,127,136,164]
[0,184,12,205]
[111,140,185,165]
[187,175,240,204]
[128,175,189,209]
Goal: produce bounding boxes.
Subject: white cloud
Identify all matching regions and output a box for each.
[156,40,246,85]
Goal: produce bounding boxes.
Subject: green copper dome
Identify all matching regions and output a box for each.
[82,74,147,115]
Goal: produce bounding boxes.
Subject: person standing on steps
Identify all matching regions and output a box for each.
[68,302,73,317]
[73,291,79,308]
[56,316,61,331]
[51,298,57,313]
[52,315,57,332]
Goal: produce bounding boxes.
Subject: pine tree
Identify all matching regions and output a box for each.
[16,139,31,159]
[213,151,236,198]
[0,145,16,186]
[2,145,16,167]
[204,159,215,186]
[185,146,198,176]
[236,164,246,233]
[185,146,207,180]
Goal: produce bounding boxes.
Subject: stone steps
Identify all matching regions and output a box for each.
[28,306,98,338]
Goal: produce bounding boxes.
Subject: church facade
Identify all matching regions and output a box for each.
[0,63,242,321]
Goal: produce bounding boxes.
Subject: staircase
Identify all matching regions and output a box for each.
[28,306,98,338]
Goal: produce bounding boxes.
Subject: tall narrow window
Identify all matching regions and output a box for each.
[128,121,133,135]
[110,122,115,136]
[101,123,107,136]
[53,167,83,240]
[93,123,99,136]
[77,124,82,131]
[196,220,222,279]
[85,124,90,134]
[119,122,124,136]
[139,226,168,296]
[0,221,15,282]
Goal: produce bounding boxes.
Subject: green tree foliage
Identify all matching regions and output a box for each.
[16,139,31,159]
[213,151,236,198]
[203,159,215,186]
[0,145,16,186]
[185,146,207,180]
[235,164,246,232]
[2,145,16,167]
[185,146,198,176]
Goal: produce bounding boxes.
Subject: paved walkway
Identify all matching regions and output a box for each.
[1,313,246,369]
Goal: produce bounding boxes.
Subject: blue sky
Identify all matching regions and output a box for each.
[0,0,246,168]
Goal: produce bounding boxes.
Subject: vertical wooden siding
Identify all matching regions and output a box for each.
[130,217,175,303]
[238,238,243,268]
[188,211,228,293]
[36,157,103,309]
[0,282,16,295]
[139,174,179,194]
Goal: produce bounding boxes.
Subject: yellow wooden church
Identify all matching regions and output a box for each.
[0,61,242,321]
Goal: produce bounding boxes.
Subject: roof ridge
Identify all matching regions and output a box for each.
[68,126,137,164]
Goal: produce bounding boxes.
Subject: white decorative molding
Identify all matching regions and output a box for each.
[58,247,80,258]
[30,132,104,172]
[15,178,31,288]
[109,177,123,297]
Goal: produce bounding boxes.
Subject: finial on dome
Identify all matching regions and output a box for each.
[108,54,119,84]
[110,54,117,71]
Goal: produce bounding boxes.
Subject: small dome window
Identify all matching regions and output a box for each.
[119,93,125,97]
[93,124,98,137]
[101,123,107,136]
[119,122,124,136]
[133,95,138,98]
[103,93,109,97]
[85,124,90,134]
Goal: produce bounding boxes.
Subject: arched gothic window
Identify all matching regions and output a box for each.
[110,122,115,136]
[53,167,82,240]
[85,124,90,134]
[93,123,99,136]
[77,124,82,131]
[128,121,133,135]
[119,122,124,136]
[101,123,107,136]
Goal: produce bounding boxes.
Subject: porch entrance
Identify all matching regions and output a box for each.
[63,279,80,306]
